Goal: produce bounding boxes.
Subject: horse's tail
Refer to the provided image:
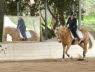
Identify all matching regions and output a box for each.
[88,32,94,49]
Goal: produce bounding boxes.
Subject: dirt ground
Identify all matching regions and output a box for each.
[0,58,95,72]
[0,31,94,72]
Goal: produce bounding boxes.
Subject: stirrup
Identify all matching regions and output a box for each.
[78,39,82,43]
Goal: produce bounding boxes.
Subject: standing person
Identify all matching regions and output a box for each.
[17,17,27,41]
[66,12,80,42]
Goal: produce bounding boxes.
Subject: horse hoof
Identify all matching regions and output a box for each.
[70,56,73,59]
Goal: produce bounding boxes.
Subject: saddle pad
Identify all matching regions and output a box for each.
[20,30,32,38]
[70,30,83,39]
[76,30,83,39]
[7,34,12,41]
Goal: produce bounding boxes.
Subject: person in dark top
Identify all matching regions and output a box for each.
[66,12,80,41]
[17,17,27,41]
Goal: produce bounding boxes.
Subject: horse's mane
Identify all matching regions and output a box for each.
[58,26,69,33]
[5,27,16,32]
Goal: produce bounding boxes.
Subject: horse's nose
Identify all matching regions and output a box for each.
[58,39,61,43]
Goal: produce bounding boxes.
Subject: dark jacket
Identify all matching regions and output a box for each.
[66,17,77,29]
[17,18,26,32]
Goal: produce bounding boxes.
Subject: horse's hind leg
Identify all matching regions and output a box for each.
[78,42,84,48]
[83,42,87,58]
[79,42,87,59]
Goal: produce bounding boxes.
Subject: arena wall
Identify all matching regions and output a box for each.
[0,41,95,61]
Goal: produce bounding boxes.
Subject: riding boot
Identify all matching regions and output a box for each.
[77,36,82,43]
[75,34,82,43]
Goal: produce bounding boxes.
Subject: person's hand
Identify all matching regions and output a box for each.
[65,24,68,27]
[15,29,18,32]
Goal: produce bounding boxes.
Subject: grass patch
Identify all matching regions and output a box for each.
[82,15,95,31]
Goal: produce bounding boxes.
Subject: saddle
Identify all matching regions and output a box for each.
[70,30,83,39]
[70,30,83,44]
[19,30,32,39]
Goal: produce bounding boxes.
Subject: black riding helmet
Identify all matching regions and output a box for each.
[70,12,75,16]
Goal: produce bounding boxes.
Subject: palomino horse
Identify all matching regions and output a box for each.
[4,27,38,41]
[55,26,93,59]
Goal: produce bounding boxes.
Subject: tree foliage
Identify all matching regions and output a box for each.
[5,0,78,18]
[82,0,95,15]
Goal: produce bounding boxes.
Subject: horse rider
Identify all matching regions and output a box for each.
[66,12,80,42]
[17,16,27,41]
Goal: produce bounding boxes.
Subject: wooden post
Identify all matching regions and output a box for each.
[0,0,4,42]
[72,0,74,12]
[39,1,43,42]
[17,2,20,16]
[45,0,48,40]
[78,0,81,29]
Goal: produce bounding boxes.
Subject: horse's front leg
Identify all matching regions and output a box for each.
[62,44,66,59]
[66,44,71,58]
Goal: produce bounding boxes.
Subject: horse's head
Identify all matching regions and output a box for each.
[55,27,61,42]
[55,26,68,42]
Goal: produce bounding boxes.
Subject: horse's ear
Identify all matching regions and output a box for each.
[59,25,64,29]
[54,27,59,32]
